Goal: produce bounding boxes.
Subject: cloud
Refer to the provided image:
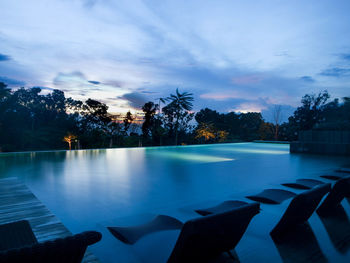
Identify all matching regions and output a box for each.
[35,86,55,91]
[0,76,25,86]
[53,71,86,86]
[82,0,99,8]
[300,76,315,82]
[52,71,132,112]
[0,53,11,61]
[231,75,263,85]
[230,98,269,113]
[29,86,55,95]
[140,90,159,94]
[274,51,292,58]
[340,53,350,61]
[200,91,241,101]
[196,93,296,122]
[226,97,276,114]
[320,67,350,77]
[196,95,268,113]
[118,92,147,109]
[1,0,350,113]
[88,80,101,85]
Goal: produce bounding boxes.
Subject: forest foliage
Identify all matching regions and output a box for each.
[0,82,348,152]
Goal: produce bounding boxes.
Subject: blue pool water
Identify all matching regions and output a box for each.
[0,143,349,262]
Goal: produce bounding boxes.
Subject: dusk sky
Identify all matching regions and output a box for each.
[1,0,350,120]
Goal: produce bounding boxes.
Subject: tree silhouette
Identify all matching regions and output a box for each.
[142,102,158,140]
[289,90,330,131]
[272,105,282,141]
[163,88,194,145]
[123,111,134,134]
[0,82,10,100]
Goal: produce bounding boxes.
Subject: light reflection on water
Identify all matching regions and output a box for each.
[147,151,234,162]
[0,143,349,262]
[215,147,289,154]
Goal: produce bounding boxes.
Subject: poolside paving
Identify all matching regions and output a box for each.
[0,177,100,263]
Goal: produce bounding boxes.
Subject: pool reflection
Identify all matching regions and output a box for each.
[318,205,350,254]
[272,223,327,263]
[0,143,349,263]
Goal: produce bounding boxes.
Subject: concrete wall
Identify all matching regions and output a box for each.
[290,130,350,155]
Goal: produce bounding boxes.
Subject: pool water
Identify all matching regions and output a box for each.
[0,143,349,262]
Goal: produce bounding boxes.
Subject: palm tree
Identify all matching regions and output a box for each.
[164,88,194,145]
[123,111,134,135]
[155,97,166,114]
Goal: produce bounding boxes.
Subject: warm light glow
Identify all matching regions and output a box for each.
[195,125,215,141]
[63,133,77,150]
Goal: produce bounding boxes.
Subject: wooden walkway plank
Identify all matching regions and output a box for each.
[0,177,100,263]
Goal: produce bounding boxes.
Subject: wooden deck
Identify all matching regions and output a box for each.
[0,177,100,263]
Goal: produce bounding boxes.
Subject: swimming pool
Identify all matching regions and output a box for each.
[0,143,349,262]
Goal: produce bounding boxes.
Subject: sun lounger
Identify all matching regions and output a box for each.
[0,220,37,252]
[282,179,325,190]
[246,189,296,204]
[108,203,260,263]
[270,183,331,241]
[335,168,350,174]
[0,220,102,263]
[108,215,183,245]
[195,200,249,216]
[317,176,350,216]
[320,174,346,180]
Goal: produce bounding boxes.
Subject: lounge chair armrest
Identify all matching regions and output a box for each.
[0,231,102,263]
[73,231,103,246]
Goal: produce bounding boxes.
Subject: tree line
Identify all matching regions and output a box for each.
[0,82,348,152]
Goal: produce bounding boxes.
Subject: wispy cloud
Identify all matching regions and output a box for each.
[118,92,148,109]
[0,0,350,115]
[0,53,11,61]
[231,75,263,85]
[88,80,101,85]
[300,76,315,82]
[320,67,350,77]
[340,53,350,61]
[52,71,132,111]
[0,76,25,86]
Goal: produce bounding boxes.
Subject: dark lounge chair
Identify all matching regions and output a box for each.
[195,200,249,216]
[320,174,345,180]
[335,168,350,174]
[108,215,183,245]
[321,168,350,180]
[316,176,350,216]
[270,183,331,241]
[281,179,324,190]
[246,189,296,204]
[0,220,102,263]
[108,203,260,263]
